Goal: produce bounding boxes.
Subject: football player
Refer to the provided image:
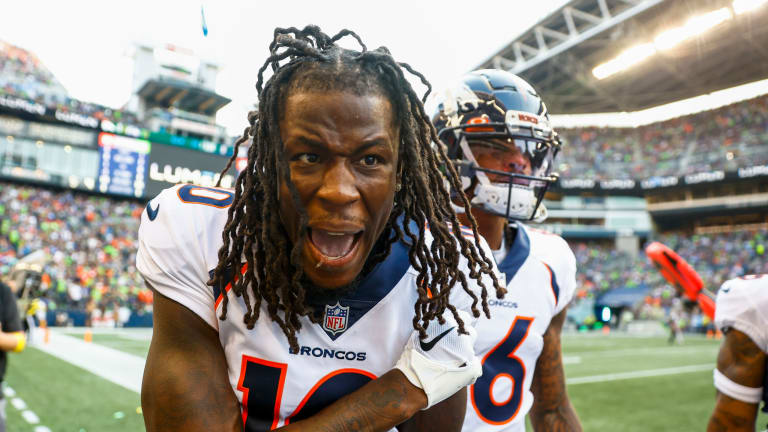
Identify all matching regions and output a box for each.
[707,274,767,431]
[137,26,504,432]
[433,70,582,431]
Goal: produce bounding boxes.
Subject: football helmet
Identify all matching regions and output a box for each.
[433,69,560,222]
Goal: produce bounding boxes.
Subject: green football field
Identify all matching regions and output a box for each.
[4,331,767,431]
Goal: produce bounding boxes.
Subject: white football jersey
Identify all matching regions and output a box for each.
[136,184,494,432]
[715,275,768,354]
[463,223,577,432]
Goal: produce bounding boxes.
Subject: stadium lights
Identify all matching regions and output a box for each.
[733,0,768,15]
[592,43,656,80]
[655,8,733,51]
[593,6,735,79]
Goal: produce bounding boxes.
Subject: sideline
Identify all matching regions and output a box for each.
[34,331,145,393]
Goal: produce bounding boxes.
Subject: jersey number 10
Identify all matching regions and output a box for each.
[237,355,375,431]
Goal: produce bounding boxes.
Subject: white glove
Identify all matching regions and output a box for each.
[394,309,482,409]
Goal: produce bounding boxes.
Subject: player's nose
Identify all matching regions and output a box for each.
[506,154,532,175]
[316,159,360,207]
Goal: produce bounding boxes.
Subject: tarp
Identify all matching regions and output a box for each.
[595,286,650,308]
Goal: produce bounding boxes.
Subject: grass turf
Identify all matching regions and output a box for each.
[4,332,768,431]
[561,333,768,431]
[5,346,143,432]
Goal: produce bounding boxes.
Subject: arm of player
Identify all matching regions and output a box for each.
[706,328,766,432]
[277,369,428,432]
[279,310,480,432]
[0,327,25,352]
[397,387,467,432]
[529,307,582,432]
[142,287,243,432]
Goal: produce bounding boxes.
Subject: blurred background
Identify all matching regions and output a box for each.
[2,0,768,430]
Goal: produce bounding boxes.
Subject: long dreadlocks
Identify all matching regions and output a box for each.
[211,25,504,351]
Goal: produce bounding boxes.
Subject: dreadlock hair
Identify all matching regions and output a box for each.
[211,25,505,351]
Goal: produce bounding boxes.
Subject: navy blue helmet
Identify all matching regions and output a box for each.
[433,69,561,221]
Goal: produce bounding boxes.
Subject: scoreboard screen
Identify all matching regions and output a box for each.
[97,132,151,197]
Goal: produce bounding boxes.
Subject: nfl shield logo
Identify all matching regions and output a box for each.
[323,302,349,335]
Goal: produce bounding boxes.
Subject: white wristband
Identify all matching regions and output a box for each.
[713,368,763,404]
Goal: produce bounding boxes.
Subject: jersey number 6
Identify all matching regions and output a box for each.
[471,316,534,425]
[237,355,375,431]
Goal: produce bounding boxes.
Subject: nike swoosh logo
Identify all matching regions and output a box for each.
[721,287,730,293]
[419,327,455,352]
[146,202,160,221]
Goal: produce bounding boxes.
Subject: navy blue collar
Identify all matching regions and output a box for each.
[497,225,531,283]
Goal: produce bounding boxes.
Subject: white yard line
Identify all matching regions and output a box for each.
[566,345,718,358]
[567,364,713,385]
[4,386,50,431]
[34,332,145,393]
[563,355,581,364]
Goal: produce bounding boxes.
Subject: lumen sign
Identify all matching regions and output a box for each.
[144,142,234,198]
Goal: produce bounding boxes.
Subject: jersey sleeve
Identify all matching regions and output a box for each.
[527,227,577,315]
[715,276,768,353]
[553,239,577,315]
[136,184,229,331]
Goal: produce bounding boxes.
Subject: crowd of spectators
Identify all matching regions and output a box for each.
[0,181,149,327]
[567,228,767,330]
[558,95,768,180]
[0,40,141,129]
[0,177,765,329]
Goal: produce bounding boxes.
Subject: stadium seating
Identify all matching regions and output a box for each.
[0,181,149,327]
[568,228,767,329]
[1,180,764,330]
[0,40,142,129]
[558,95,768,180]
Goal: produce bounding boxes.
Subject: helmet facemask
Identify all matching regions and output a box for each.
[450,133,558,222]
[432,71,561,222]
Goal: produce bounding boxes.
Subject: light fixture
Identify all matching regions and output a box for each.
[733,0,768,15]
[593,43,656,80]
[656,8,732,51]
[594,7,734,79]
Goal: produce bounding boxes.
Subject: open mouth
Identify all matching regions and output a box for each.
[307,228,364,268]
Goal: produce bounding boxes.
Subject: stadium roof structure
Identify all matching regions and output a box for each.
[476,0,768,114]
[137,76,231,116]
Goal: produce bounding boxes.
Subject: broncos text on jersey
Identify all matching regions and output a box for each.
[463,223,577,432]
[136,184,496,432]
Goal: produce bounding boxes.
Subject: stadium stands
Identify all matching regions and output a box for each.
[568,227,767,329]
[0,178,764,329]
[0,181,150,327]
[0,40,141,129]
[558,95,768,180]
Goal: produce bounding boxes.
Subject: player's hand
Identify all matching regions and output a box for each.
[394,309,481,409]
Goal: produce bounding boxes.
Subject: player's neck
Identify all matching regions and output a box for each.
[457,210,507,251]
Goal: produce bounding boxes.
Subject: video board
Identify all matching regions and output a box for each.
[96,133,151,197]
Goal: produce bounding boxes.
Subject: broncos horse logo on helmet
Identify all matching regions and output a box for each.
[432,69,561,222]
